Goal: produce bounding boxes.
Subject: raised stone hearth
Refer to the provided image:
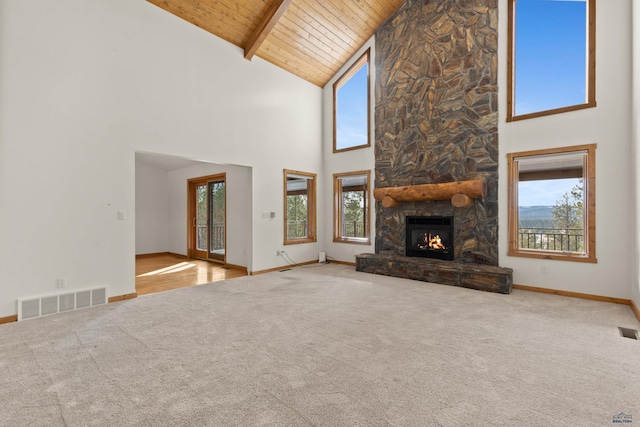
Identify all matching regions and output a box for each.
[356,253,512,294]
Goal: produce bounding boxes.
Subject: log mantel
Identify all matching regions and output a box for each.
[373,180,485,208]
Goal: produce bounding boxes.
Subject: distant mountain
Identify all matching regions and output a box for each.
[518,206,554,229]
[519,206,553,220]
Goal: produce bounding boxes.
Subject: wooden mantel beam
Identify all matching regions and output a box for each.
[373,180,485,208]
[244,0,292,60]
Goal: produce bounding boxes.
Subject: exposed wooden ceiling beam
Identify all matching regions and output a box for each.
[244,0,293,60]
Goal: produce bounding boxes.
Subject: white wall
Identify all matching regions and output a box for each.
[632,2,640,308]
[498,0,634,298]
[321,40,376,263]
[135,161,170,255]
[0,0,322,317]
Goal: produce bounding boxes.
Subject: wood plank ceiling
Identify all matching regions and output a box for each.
[146,0,404,87]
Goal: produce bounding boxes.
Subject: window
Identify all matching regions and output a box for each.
[284,170,316,244]
[333,49,370,152]
[333,171,371,244]
[507,144,596,262]
[507,0,595,121]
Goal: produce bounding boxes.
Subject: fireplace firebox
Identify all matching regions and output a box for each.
[405,216,454,260]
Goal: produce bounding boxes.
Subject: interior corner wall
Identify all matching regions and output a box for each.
[321,39,376,264]
[632,2,640,307]
[498,0,633,299]
[0,0,321,317]
[135,161,170,255]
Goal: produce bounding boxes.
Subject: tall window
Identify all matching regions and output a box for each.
[333,49,370,152]
[507,0,595,121]
[333,171,370,244]
[507,144,596,263]
[284,170,316,244]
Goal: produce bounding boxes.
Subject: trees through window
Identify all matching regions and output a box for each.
[333,171,370,244]
[284,170,317,244]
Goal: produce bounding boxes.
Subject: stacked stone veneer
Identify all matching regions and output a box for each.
[374,0,499,265]
[357,0,512,292]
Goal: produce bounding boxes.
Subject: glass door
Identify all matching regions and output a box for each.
[188,174,226,263]
[208,180,225,261]
[194,183,209,259]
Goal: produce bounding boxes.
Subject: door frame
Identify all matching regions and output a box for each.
[187,173,227,264]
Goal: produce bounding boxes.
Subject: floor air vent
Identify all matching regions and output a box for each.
[618,327,639,340]
[18,287,108,321]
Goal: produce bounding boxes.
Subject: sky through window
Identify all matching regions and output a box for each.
[334,50,369,152]
[511,0,592,118]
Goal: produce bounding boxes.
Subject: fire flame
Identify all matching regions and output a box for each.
[417,233,447,250]
[428,233,446,249]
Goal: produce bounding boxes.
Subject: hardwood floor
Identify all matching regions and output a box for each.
[136,253,247,296]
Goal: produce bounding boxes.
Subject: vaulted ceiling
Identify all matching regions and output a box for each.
[146,0,404,87]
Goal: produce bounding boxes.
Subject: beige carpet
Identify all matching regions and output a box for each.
[1,264,638,426]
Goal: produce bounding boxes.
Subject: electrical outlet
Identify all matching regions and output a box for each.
[56,277,66,288]
[276,250,282,256]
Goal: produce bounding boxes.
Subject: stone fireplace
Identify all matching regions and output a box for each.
[355,0,512,293]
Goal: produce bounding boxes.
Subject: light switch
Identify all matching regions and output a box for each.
[118,210,126,221]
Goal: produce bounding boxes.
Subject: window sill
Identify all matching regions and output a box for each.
[284,238,317,245]
[508,249,597,264]
[333,237,371,245]
[507,101,596,123]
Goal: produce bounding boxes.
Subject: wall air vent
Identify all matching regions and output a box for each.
[17,287,108,321]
